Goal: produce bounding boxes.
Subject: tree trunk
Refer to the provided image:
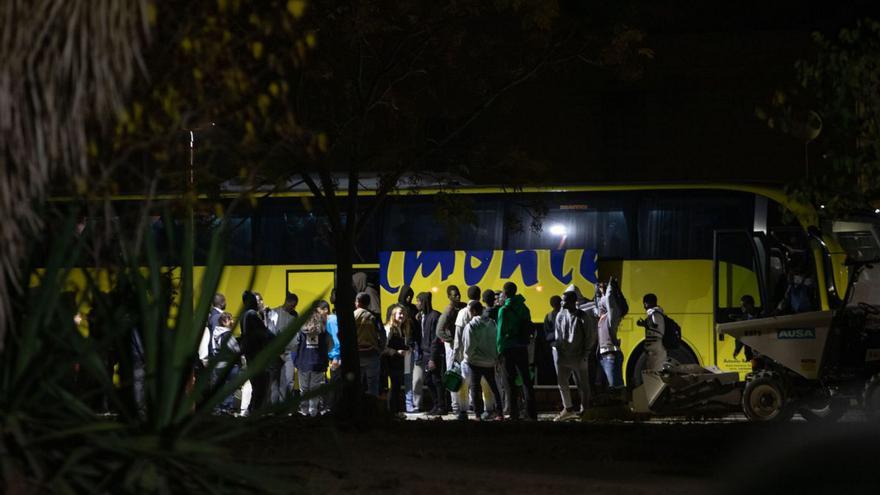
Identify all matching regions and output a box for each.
[334,232,361,420]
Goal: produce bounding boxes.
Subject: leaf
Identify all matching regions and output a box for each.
[287,0,307,19]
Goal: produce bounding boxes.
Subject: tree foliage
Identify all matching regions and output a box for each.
[0,0,150,350]
[758,19,880,214]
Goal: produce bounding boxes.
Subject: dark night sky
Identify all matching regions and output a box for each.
[468,0,880,185]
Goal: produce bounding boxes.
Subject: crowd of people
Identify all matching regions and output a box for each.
[196,272,682,421]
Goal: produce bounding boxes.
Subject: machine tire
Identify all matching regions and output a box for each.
[628,345,699,388]
[798,398,847,423]
[742,372,793,423]
[864,373,880,422]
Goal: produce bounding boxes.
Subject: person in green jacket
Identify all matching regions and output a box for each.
[496,282,537,420]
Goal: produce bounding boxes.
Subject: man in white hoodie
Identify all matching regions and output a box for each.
[642,293,667,371]
[552,285,597,421]
[461,301,503,421]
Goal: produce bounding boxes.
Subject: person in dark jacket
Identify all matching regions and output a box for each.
[482,289,506,414]
[417,292,444,415]
[241,290,273,413]
[398,285,423,412]
[291,307,330,417]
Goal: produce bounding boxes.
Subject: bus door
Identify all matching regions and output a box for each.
[713,230,768,376]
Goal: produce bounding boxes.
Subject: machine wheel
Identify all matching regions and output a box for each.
[864,373,880,422]
[742,372,793,423]
[798,395,848,423]
[628,345,699,388]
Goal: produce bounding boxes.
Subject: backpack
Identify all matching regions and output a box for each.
[355,310,379,350]
[661,314,681,350]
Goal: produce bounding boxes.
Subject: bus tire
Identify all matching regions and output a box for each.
[742,372,793,423]
[627,343,699,388]
[864,373,880,422]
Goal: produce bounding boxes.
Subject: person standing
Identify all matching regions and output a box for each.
[436,285,463,413]
[274,292,299,402]
[398,285,423,413]
[461,301,503,421]
[451,285,481,419]
[596,278,626,394]
[209,312,241,414]
[416,292,444,415]
[552,286,596,421]
[291,307,330,417]
[255,292,284,405]
[383,304,411,417]
[325,292,341,412]
[496,282,537,420]
[241,291,273,413]
[355,292,384,397]
[209,293,226,331]
[642,293,667,372]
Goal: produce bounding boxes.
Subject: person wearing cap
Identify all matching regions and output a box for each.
[552,285,597,421]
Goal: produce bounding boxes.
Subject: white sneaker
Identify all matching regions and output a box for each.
[553,409,578,422]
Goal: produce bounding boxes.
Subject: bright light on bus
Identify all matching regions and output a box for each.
[549,224,568,236]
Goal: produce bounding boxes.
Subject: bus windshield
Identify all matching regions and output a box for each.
[824,214,880,305]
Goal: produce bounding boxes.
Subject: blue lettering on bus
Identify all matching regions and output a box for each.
[500,250,538,287]
[550,250,573,285]
[580,249,599,284]
[464,250,493,286]
[379,251,397,293]
[402,251,455,292]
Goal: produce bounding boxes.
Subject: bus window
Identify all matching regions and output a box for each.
[505,193,631,257]
[382,195,502,251]
[255,198,380,265]
[638,192,753,259]
[195,211,252,265]
[255,199,333,264]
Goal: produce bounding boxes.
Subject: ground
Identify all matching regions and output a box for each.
[246,411,880,495]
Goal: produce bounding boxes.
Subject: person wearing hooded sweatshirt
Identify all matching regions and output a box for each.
[416,291,445,415]
[241,291,273,413]
[643,293,667,372]
[552,286,597,421]
[496,282,537,420]
[450,285,481,418]
[461,301,503,421]
[353,272,382,315]
[291,307,330,416]
[355,292,385,396]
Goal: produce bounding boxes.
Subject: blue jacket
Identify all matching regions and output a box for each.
[327,314,340,361]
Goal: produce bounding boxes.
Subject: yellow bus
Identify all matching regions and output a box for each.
[69,181,873,388]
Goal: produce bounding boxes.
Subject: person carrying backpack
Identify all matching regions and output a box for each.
[641,293,668,371]
[355,292,385,397]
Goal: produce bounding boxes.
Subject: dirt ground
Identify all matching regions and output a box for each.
[244,414,880,495]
